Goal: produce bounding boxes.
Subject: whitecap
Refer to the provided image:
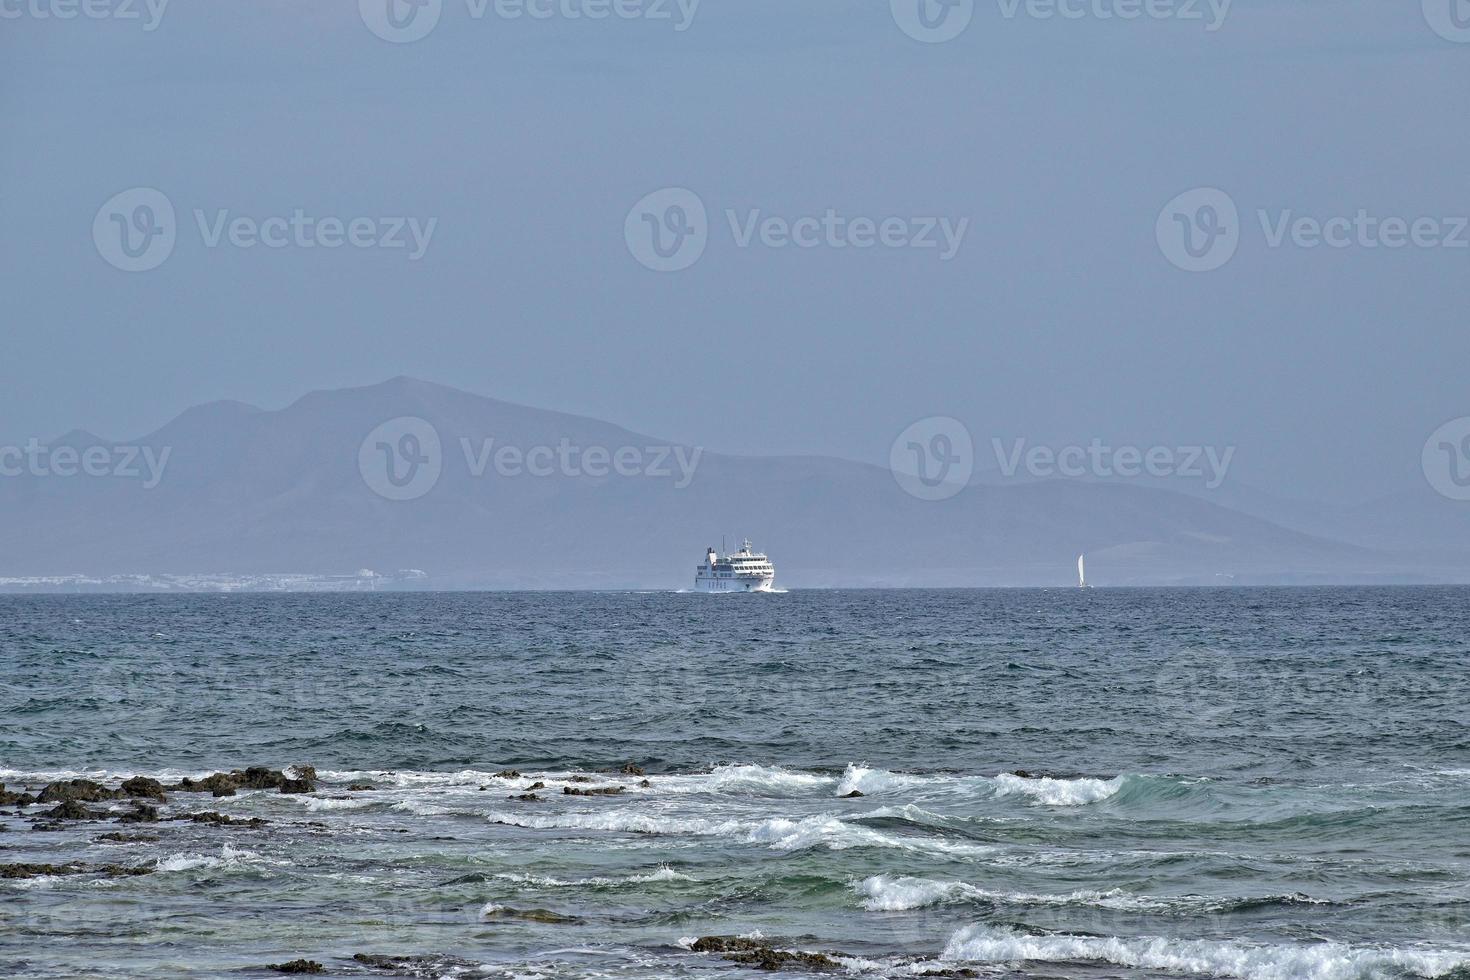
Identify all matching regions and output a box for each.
[940,923,1469,980]
[990,772,1124,806]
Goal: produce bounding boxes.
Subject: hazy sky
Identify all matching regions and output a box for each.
[3,0,1466,503]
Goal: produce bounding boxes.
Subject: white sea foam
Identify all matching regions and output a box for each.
[301,796,369,812]
[853,875,1293,914]
[665,764,836,796]
[939,924,1469,980]
[856,875,1142,912]
[155,844,258,873]
[834,764,933,797]
[990,772,1124,806]
[483,808,992,858]
[495,865,694,888]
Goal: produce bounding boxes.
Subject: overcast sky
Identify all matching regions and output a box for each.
[2,0,1466,503]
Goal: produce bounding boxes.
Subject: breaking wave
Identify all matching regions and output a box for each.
[939,924,1468,980]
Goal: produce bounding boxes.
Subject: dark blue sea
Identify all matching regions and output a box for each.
[2,588,1468,979]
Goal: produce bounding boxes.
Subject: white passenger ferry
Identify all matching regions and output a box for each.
[695,539,775,592]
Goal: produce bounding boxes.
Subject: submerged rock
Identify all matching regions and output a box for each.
[354,953,484,974]
[562,786,622,796]
[690,936,841,972]
[267,959,325,974]
[493,769,522,779]
[97,832,160,843]
[347,784,375,792]
[839,790,864,798]
[619,762,646,776]
[170,811,269,828]
[508,792,543,802]
[480,905,581,924]
[566,775,593,783]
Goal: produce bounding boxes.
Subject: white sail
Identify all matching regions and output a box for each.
[1077,553,1086,588]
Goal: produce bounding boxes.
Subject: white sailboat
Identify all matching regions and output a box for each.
[1077,553,1091,589]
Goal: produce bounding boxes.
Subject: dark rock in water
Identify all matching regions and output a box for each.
[566,775,593,783]
[508,792,543,802]
[563,786,622,796]
[120,776,166,801]
[493,769,522,779]
[690,936,841,972]
[45,800,97,821]
[347,784,374,791]
[638,779,651,788]
[278,778,314,795]
[1009,770,1035,779]
[37,779,122,804]
[173,773,239,794]
[118,804,159,824]
[239,767,286,790]
[97,832,160,843]
[2,861,153,879]
[170,811,269,828]
[620,762,646,776]
[526,781,545,790]
[2,862,78,878]
[0,784,38,807]
[480,905,581,924]
[839,790,864,798]
[267,959,325,974]
[287,765,317,784]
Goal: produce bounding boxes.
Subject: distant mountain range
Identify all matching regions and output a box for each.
[2,377,1465,590]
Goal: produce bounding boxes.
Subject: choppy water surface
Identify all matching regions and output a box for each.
[2,588,1469,979]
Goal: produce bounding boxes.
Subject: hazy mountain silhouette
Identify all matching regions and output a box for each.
[1,378,1461,589]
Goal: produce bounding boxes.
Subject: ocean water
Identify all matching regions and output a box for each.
[1,588,1468,979]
